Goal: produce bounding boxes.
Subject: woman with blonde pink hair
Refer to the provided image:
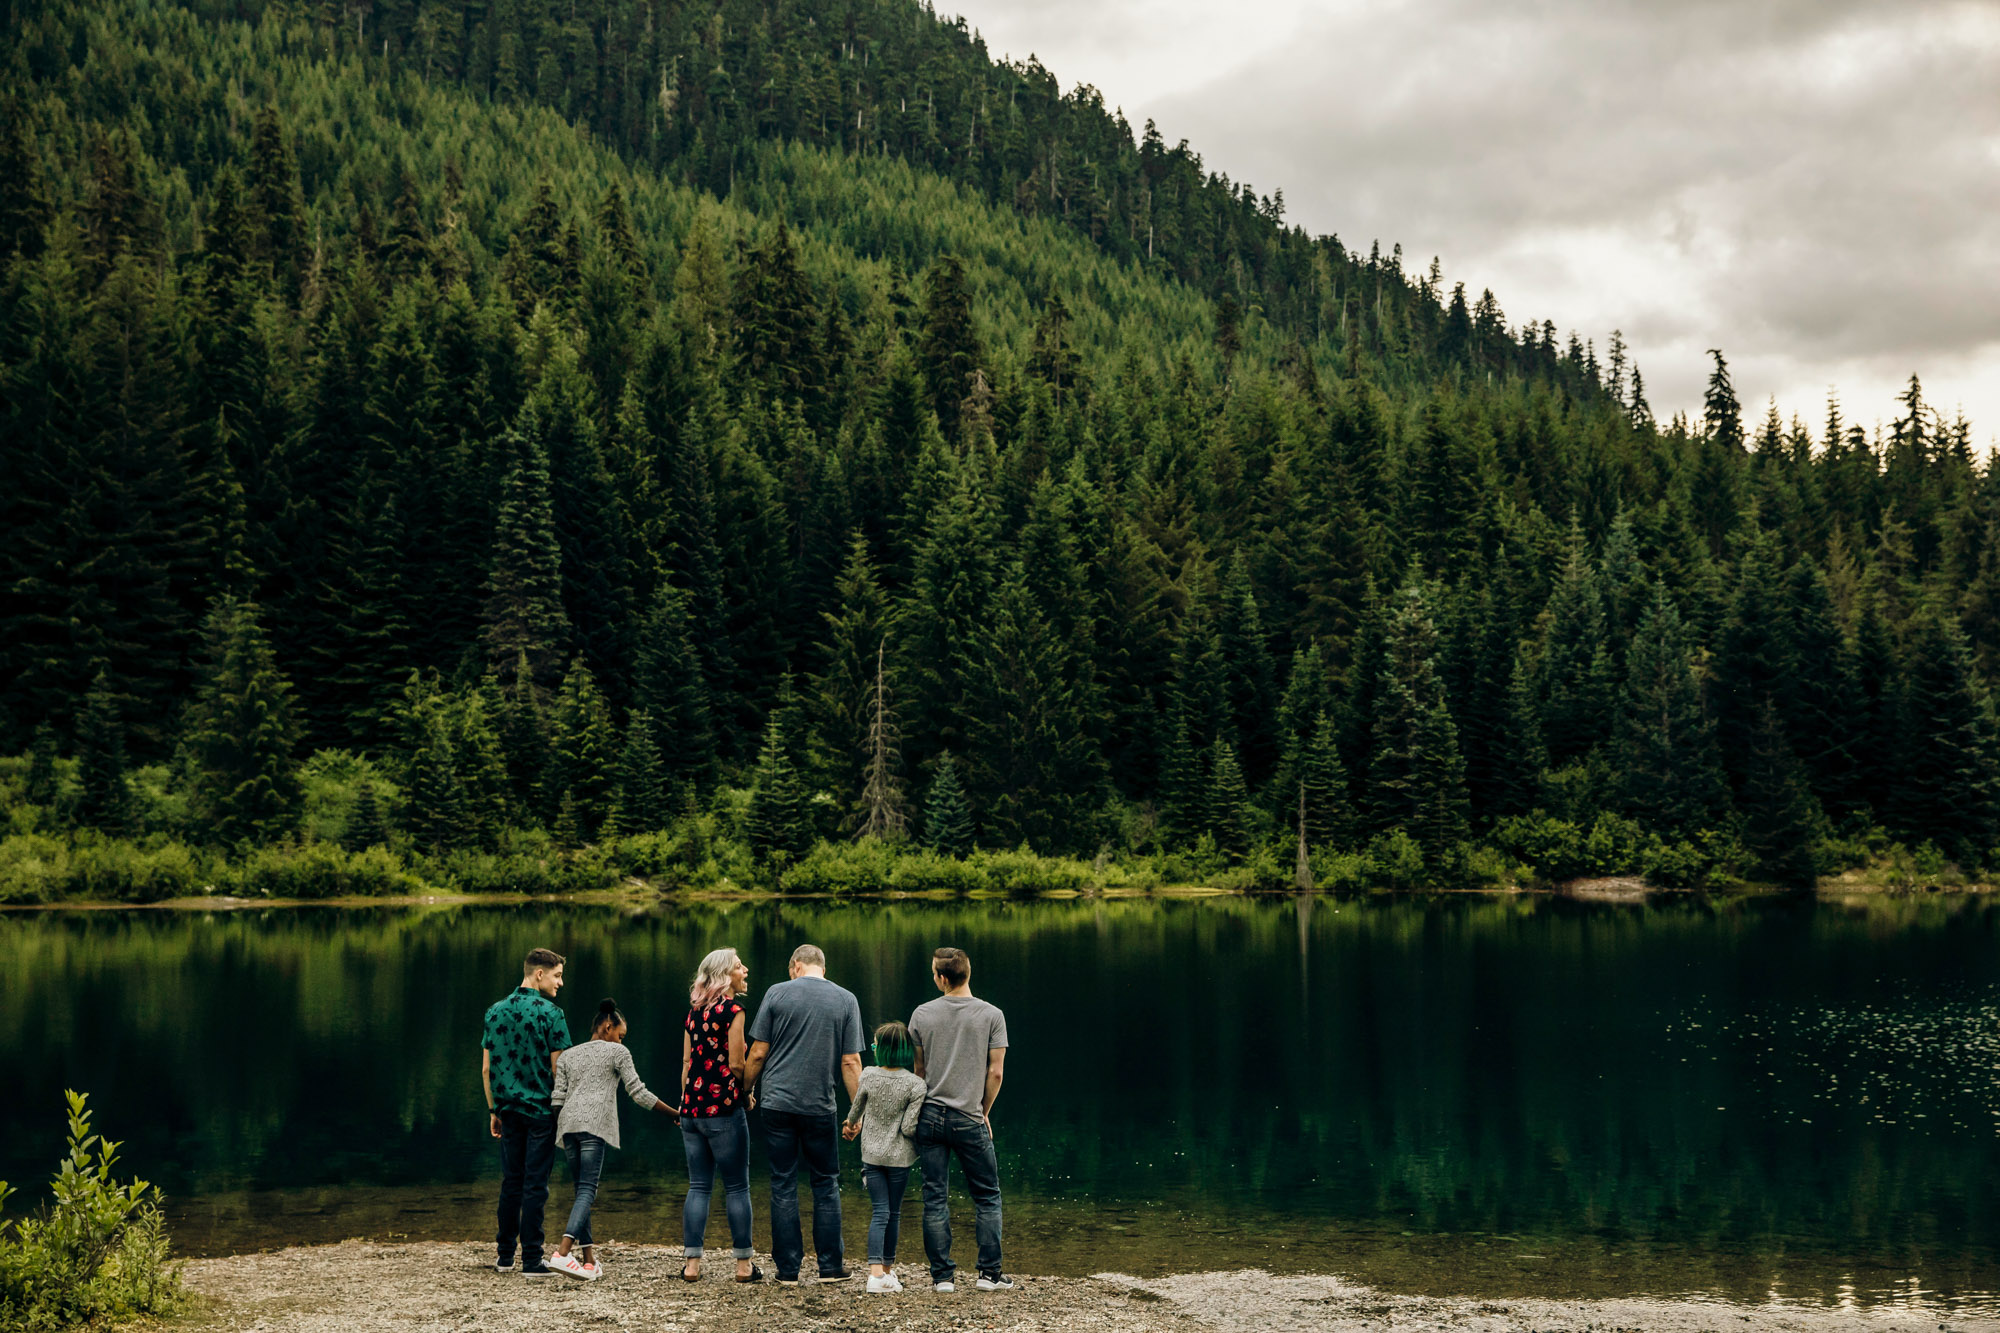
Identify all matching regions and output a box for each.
[678,947,760,1283]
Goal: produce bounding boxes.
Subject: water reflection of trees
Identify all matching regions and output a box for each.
[4,895,1998,1264]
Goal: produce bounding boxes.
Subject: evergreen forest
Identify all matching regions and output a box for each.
[4,0,1997,898]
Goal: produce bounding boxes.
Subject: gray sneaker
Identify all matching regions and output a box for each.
[976,1273,1015,1291]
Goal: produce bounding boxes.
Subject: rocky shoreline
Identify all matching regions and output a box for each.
[180,1240,1998,1332]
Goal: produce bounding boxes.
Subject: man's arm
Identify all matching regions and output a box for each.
[982,1048,1005,1124]
[483,1047,501,1138]
[840,1052,862,1103]
[735,1009,759,1086]
[912,1042,926,1080]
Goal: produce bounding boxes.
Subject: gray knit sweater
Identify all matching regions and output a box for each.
[843,1066,926,1167]
[551,1039,662,1149]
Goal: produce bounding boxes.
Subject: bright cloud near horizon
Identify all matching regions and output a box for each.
[947,0,2000,444]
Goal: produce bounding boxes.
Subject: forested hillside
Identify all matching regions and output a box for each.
[3,0,1996,895]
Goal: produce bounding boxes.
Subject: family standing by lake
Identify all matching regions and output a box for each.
[480,943,1011,1294]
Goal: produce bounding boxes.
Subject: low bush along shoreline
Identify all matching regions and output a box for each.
[0,750,1954,904]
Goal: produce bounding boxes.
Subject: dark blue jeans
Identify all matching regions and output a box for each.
[562,1132,606,1248]
[680,1110,754,1259]
[496,1111,558,1268]
[762,1108,845,1279]
[915,1103,1001,1281]
[862,1163,911,1266]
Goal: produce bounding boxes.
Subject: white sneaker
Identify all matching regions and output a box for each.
[934,1279,955,1293]
[547,1252,597,1281]
[975,1273,1015,1291]
[866,1273,901,1294]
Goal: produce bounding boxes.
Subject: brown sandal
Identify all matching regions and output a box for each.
[681,1261,700,1283]
[735,1264,764,1284]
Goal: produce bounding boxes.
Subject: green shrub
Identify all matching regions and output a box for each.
[887,848,990,893]
[1362,829,1428,888]
[1493,812,1648,882]
[0,1091,185,1331]
[429,840,620,895]
[968,847,1094,894]
[778,839,901,894]
[1639,830,1746,889]
[0,834,68,903]
[298,749,402,847]
[229,841,428,898]
[0,833,211,904]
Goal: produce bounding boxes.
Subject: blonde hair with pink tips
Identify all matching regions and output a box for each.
[689,947,741,1009]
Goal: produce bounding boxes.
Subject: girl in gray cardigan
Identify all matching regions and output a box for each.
[547,999,679,1280]
[841,1020,926,1293]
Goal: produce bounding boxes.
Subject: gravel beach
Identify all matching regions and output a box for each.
[181,1241,2000,1332]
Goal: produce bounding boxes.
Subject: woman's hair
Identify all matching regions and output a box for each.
[871,1020,915,1070]
[689,947,741,1009]
[593,997,624,1032]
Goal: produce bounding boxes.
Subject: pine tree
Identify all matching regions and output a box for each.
[1777,560,1862,818]
[1738,699,1823,888]
[25,721,60,812]
[921,754,974,857]
[745,706,811,862]
[74,671,130,833]
[917,254,982,441]
[1889,613,2000,865]
[1611,585,1729,836]
[1298,711,1354,849]
[1215,551,1278,785]
[1206,739,1253,861]
[497,651,552,823]
[964,566,1108,852]
[483,407,571,692]
[808,533,891,818]
[1366,577,1470,867]
[632,583,717,798]
[1536,525,1615,766]
[548,658,617,843]
[1703,348,1744,452]
[612,708,672,835]
[345,779,387,850]
[181,599,301,844]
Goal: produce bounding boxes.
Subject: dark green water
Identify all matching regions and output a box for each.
[6,893,2000,1310]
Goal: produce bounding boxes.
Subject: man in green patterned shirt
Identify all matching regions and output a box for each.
[483,947,572,1276]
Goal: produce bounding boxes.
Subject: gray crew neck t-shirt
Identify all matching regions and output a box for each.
[909,994,1009,1117]
[748,976,865,1116]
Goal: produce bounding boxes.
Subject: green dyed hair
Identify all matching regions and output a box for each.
[871,1020,915,1070]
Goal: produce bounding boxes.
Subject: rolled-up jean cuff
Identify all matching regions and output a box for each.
[733,1246,754,1260]
[684,1245,703,1258]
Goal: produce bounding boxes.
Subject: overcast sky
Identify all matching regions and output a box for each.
[949,0,2000,444]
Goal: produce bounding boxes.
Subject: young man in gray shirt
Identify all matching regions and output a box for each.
[909,946,1010,1292]
[743,943,864,1283]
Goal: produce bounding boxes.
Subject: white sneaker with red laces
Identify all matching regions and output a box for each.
[547,1252,598,1280]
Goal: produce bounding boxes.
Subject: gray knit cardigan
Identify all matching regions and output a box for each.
[551,1039,662,1148]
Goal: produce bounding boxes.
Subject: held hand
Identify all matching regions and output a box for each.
[655,1101,683,1119]
[747,1089,758,1112]
[841,1122,860,1141]
[489,1112,503,1140]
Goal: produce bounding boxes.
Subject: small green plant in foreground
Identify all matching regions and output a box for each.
[0,1091,184,1331]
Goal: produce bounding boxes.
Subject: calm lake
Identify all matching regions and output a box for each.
[6,893,2000,1312]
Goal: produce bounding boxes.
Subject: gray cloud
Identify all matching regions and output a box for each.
[957,0,2000,433]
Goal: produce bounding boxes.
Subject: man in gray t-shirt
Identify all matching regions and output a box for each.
[910,946,1011,1291]
[744,944,864,1282]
